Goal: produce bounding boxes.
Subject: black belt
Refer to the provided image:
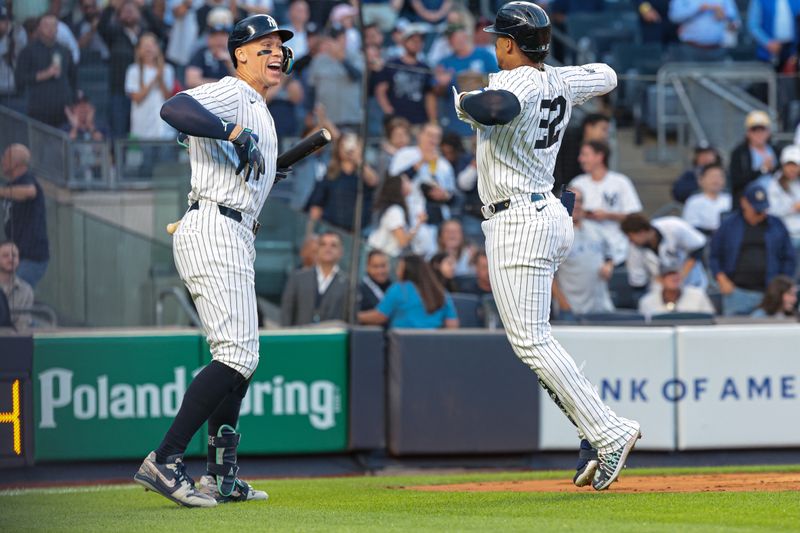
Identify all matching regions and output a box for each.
[189,201,261,235]
[481,193,548,219]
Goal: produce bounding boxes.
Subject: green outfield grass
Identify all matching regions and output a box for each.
[1,465,799,532]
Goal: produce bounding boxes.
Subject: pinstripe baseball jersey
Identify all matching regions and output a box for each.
[476,63,617,205]
[182,76,278,217]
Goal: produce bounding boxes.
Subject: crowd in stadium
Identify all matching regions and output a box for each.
[1,0,800,330]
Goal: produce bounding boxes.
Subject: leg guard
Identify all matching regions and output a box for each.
[207,424,240,497]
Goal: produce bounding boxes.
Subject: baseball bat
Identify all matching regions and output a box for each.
[277,128,332,168]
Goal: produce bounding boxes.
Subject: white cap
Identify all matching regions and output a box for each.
[781,144,800,165]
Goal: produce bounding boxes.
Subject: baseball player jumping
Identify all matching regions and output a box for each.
[454,1,641,491]
[133,15,293,507]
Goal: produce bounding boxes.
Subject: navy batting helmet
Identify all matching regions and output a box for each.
[484,1,551,54]
[228,14,295,72]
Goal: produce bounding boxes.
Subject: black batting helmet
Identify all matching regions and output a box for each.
[484,1,551,54]
[228,14,294,70]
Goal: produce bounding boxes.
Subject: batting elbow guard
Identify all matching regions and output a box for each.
[461,89,521,126]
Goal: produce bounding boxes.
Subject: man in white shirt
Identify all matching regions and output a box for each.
[569,140,643,264]
[766,144,800,251]
[638,264,715,317]
[681,162,732,234]
[622,213,708,290]
[553,189,615,319]
[389,123,457,257]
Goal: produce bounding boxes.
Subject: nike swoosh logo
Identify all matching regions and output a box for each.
[147,462,176,488]
[536,205,547,212]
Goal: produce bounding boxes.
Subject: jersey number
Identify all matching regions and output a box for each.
[534,96,567,149]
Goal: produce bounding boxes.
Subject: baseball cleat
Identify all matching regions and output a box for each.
[133,451,217,508]
[573,439,599,487]
[592,426,642,491]
[198,474,268,503]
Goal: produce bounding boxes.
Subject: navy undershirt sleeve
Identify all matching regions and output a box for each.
[160,93,236,140]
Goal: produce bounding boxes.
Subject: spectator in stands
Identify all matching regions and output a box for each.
[0,241,33,331]
[290,103,339,210]
[125,33,175,140]
[239,0,275,17]
[766,145,800,254]
[437,220,475,276]
[401,0,453,24]
[682,162,732,235]
[430,252,459,292]
[622,213,708,290]
[376,117,412,181]
[729,110,780,204]
[668,0,740,61]
[455,250,492,296]
[185,18,234,88]
[15,15,76,127]
[0,5,28,106]
[298,234,319,268]
[196,0,246,32]
[363,0,404,32]
[329,3,360,57]
[367,173,428,257]
[64,92,107,181]
[359,249,392,311]
[308,133,378,232]
[554,113,610,195]
[307,27,362,129]
[389,122,458,257]
[375,23,437,126]
[280,231,348,325]
[434,23,497,135]
[747,0,800,71]
[100,0,161,138]
[569,140,643,264]
[638,264,716,317]
[671,143,722,203]
[165,0,202,68]
[0,144,49,288]
[426,9,474,65]
[636,0,678,45]
[552,189,615,320]
[282,0,310,59]
[751,274,797,318]
[358,254,459,329]
[66,0,109,61]
[710,182,796,315]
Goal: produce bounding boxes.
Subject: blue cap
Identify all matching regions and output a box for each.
[743,181,769,213]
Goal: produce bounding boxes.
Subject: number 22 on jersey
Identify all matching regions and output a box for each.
[534,96,566,149]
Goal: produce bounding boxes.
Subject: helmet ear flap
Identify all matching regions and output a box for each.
[281,46,294,74]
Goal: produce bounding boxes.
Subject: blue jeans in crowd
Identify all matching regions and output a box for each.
[722,287,763,316]
[17,259,49,289]
[109,94,131,139]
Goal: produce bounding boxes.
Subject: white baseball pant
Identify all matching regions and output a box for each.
[483,194,639,453]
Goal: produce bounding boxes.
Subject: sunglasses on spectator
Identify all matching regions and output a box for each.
[748,125,768,132]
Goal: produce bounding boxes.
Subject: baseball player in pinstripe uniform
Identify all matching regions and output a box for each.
[454,1,641,490]
[133,15,294,507]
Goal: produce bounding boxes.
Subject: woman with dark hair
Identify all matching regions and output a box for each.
[307,132,379,232]
[358,254,459,329]
[751,275,797,319]
[366,173,427,257]
[429,252,458,293]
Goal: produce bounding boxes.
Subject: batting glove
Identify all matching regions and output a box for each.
[177,132,190,149]
[231,128,265,182]
[452,86,484,130]
[275,166,292,183]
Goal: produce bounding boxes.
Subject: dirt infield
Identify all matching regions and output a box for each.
[407,472,800,494]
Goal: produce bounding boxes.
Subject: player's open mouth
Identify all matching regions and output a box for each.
[267,62,281,71]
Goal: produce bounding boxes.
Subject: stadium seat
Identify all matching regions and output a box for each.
[608,267,640,310]
[650,312,714,325]
[481,294,503,329]
[578,311,646,325]
[254,241,295,299]
[566,12,641,57]
[450,292,483,327]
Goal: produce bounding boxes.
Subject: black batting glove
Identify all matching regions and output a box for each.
[275,166,292,183]
[231,128,265,182]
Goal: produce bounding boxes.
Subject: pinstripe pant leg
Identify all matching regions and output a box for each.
[484,202,639,453]
[172,209,260,379]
